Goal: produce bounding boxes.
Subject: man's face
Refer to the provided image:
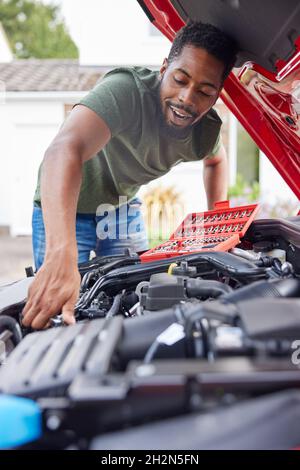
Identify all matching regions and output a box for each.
[159,45,225,138]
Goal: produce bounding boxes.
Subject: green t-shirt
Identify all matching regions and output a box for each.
[34,67,222,214]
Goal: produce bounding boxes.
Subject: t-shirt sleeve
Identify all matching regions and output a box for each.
[194,107,222,160]
[78,71,139,137]
[204,130,223,159]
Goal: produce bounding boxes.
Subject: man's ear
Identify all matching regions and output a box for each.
[159,58,168,80]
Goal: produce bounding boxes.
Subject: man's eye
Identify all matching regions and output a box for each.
[173,77,185,85]
[199,89,217,98]
[198,90,211,97]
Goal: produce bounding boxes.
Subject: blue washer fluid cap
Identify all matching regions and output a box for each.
[0,395,42,449]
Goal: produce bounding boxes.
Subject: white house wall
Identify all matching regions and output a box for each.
[259,151,299,207]
[0,93,84,235]
[137,160,206,218]
[0,102,14,226]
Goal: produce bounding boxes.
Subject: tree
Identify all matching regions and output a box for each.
[0,0,78,59]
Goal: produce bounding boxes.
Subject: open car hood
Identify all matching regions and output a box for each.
[137,0,300,201]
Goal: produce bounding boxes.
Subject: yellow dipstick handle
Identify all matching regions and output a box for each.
[167,263,178,275]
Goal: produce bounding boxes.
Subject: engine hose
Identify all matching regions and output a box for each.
[80,269,98,292]
[106,293,123,318]
[221,278,300,304]
[118,308,179,367]
[272,258,283,275]
[78,252,140,276]
[186,279,233,298]
[76,251,267,310]
[81,257,141,291]
[0,316,23,346]
[230,247,260,262]
[118,301,237,368]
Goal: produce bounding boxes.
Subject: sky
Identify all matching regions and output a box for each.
[42,0,153,48]
[42,0,93,43]
[40,0,170,65]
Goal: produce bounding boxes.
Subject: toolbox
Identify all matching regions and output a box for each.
[140,200,260,263]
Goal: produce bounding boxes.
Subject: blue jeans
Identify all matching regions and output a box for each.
[32,198,149,270]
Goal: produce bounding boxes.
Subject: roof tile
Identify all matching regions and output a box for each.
[0,59,111,92]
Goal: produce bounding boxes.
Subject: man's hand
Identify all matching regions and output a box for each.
[23,105,111,329]
[22,252,81,329]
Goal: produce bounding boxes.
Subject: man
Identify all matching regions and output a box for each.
[23,21,237,329]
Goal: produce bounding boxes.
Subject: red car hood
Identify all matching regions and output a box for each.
[137,0,300,201]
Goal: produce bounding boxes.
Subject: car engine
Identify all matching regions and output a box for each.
[0,215,300,449]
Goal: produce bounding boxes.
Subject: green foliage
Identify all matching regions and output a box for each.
[0,0,78,59]
[236,123,260,184]
[228,173,260,202]
[148,235,168,249]
[228,174,298,218]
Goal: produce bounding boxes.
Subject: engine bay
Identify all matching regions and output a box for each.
[1,214,300,449]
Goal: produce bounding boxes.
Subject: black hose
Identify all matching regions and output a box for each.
[106,293,123,318]
[80,257,140,291]
[221,278,300,304]
[0,315,23,346]
[118,308,181,367]
[186,279,232,298]
[76,251,267,311]
[80,269,98,291]
[117,301,237,368]
[78,252,139,276]
[100,258,139,275]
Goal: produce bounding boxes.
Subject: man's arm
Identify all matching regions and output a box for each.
[22,105,111,329]
[202,144,228,210]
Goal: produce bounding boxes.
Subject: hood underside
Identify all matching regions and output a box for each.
[137,0,300,201]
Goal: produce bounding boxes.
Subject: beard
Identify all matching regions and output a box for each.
[156,81,197,140]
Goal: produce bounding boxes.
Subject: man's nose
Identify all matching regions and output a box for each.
[178,87,196,108]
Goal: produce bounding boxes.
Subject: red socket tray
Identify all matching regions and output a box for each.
[140,200,259,263]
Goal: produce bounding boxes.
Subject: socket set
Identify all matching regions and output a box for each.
[173,222,246,238]
[140,200,259,263]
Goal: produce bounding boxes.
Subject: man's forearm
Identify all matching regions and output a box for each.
[23,105,111,330]
[203,156,228,210]
[41,143,83,261]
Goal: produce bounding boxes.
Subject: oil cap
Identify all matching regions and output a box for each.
[0,395,41,449]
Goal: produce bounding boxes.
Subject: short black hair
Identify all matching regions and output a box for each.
[168,21,238,81]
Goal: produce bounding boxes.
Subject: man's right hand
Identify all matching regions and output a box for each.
[22,253,81,329]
